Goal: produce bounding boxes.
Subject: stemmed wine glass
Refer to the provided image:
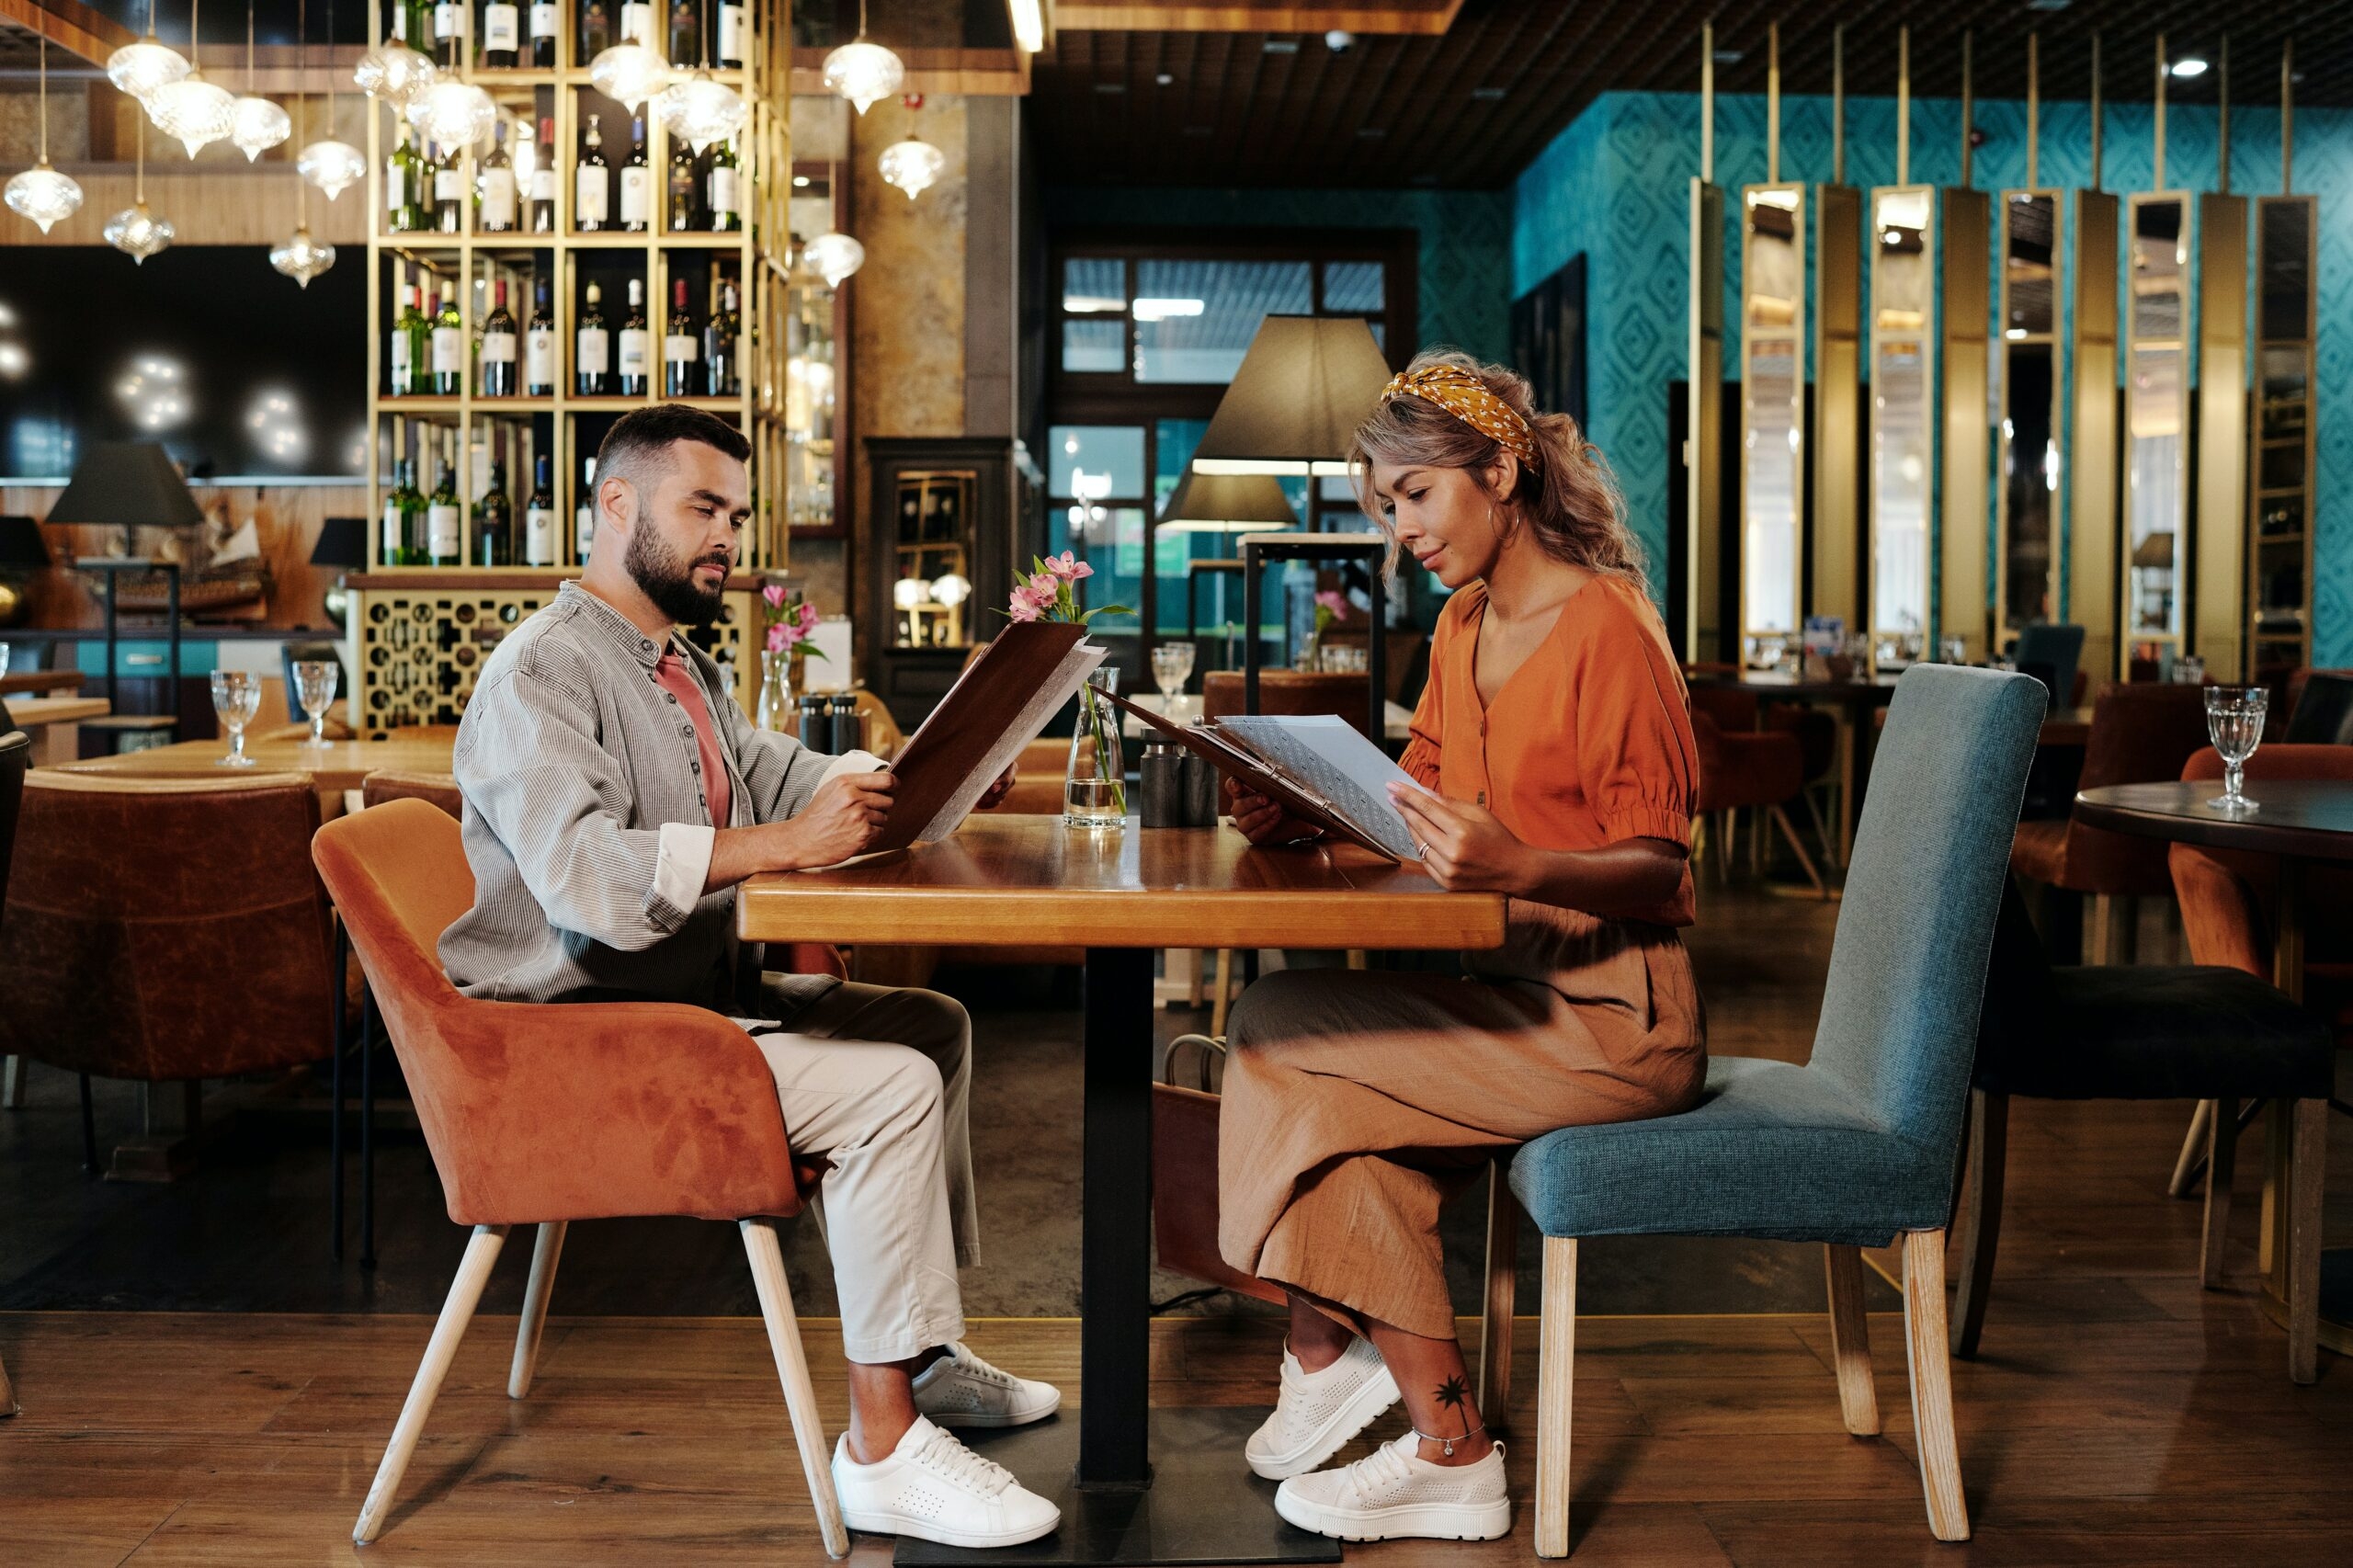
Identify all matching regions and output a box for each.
[292,659,340,749]
[210,671,262,767]
[1150,641,1196,715]
[2203,687,2268,812]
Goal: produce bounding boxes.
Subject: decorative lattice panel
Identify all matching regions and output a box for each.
[355,587,754,736]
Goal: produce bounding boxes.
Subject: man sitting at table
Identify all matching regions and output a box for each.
[441,403,1063,1551]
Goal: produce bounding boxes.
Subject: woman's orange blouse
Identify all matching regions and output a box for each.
[1399,574,1699,926]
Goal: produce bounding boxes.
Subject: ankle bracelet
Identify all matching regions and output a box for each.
[1411,1419,1486,1458]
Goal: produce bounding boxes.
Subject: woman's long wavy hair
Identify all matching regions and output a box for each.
[1348,348,1649,596]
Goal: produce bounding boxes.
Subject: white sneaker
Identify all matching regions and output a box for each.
[1274,1430,1512,1542]
[912,1341,1062,1428]
[1244,1335,1401,1480]
[831,1416,1061,1549]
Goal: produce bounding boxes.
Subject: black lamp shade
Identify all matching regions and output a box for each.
[1191,316,1393,474]
[47,441,204,531]
[311,516,369,569]
[1158,469,1299,528]
[0,515,49,568]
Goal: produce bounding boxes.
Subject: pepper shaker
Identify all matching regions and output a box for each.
[828,692,863,756]
[797,693,829,753]
[1140,738,1184,827]
[1180,751,1220,827]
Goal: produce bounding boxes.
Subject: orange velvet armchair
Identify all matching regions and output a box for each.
[311,799,847,1556]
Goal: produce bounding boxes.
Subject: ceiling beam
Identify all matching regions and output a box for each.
[0,0,135,70]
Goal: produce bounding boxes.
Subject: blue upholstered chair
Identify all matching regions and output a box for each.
[1500,666,2047,1555]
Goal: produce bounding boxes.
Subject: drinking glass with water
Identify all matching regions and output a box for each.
[2203,687,2268,812]
[210,671,262,767]
[292,660,340,748]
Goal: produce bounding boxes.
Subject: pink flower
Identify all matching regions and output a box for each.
[1045,550,1093,583]
[796,601,821,634]
[1006,593,1042,623]
[761,583,787,609]
[765,623,789,653]
[1028,570,1060,600]
[1315,589,1350,619]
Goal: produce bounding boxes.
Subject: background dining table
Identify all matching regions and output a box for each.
[5,695,110,765]
[1681,669,1900,865]
[738,814,1508,1566]
[51,733,456,795]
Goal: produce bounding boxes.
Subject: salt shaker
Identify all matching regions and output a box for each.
[1180,751,1220,827]
[828,693,863,755]
[797,694,829,753]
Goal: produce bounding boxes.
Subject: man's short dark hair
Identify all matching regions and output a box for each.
[593,403,750,493]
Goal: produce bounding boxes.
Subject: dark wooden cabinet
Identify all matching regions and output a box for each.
[862,436,1017,726]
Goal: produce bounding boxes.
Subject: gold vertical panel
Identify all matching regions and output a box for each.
[2194,193,2251,677]
[2247,194,2316,674]
[1939,188,1992,660]
[2121,193,2194,675]
[1868,186,1938,655]
[1739,184,1807,658]
[1813,184,1863,631]
[1687,177,1725,663]
[2070,190,2120,683]
[1995,190,2065,649]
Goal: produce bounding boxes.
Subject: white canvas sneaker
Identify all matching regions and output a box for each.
[911,1341,1062,1428]
[1244,1335,1402,1480]
[1273,1430,1511,1542]
[831,1416,1062,1549]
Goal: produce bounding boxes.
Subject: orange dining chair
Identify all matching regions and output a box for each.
[311,799,847,1556]
[1691,709,1826,896]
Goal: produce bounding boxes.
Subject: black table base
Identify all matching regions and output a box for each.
[892,1408,1341,1566]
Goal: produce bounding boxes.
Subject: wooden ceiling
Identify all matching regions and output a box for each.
[1030,0,2353,191]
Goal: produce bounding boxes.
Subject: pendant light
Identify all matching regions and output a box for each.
[591,40,673,112]
[108,0,193,103]
[823,0,904,115]
[801,163,866,288]
[658,0,746,153]
[106,113,176,263]
[228,0,291,161]
[147,0,237,158]
[405,81,497,149]
[878,97,944,200]
[6,35,85,234]
[355,0,436,107]
[298,0,362,197]
[270,0,334,287]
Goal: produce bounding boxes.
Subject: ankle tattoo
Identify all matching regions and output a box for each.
[1424,1375,1483,1455]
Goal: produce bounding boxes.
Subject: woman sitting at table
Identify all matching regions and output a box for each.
[1219,351,1706,1543]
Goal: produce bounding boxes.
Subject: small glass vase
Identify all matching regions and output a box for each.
[756,648,793,733]
[1065,666,1128,828]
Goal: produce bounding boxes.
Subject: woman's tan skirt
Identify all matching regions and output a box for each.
[1216,907,1706,1340]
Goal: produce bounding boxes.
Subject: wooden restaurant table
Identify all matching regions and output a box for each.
[2075,779,2353,1358]
[1682,669,1900,866]
[1119,689,1417,744]
[51,733,456,795]
[739,815,1509,1566]
[6,695,109,765]
[0,668,85,697]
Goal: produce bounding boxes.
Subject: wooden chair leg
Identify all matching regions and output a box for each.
[509,1221,567,1399]
[1186,948,1205,1009]
[742,1217,850,1560]
[1901,1230,1970,1542]
[1532,1236,1576,1559]
[2287,1098,2326,1385]
[1477,1159,1518,1433]
[1769,804,1828,897]
[1823,1244,1881,1434]
[2168,1099,2217,1199]
[1802,784,1839,869]
[1210,949,1235,1039]
[354,1223,508,1544]
[2199,1100,2238,1289]
[0,1346,17,1416]
[1949,1089,2007,1359]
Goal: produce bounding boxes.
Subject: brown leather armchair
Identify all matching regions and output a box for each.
[359,768,463,817]
[1203,668,1378,736]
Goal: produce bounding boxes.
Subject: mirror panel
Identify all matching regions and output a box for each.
[891,469,979,649]
[1997,191,2062,642]
[2123,194,2190,662]
[1740,185,1805,667]
[2251,195,2317,672]
[1869,187,1935,664]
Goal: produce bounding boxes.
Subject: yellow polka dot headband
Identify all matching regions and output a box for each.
[1381,365,1540,470]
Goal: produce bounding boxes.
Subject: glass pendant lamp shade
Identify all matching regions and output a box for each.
[658,72,747,153]
[823,38,903,114]
[6,160,83,233]
[148,69,237,157]
[106,200,175,262]
[229,95,291,160]
[270,223,335,287]
[590,42,672,111]
[878,135,943,199]
[404,80,496,149]
[802,231,865,288]
[299,137,365,199]
[108,35,191,101]
[355,39,435,102]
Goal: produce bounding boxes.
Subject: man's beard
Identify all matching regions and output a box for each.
[625,522,730,629]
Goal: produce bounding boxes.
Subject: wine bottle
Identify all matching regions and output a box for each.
[524,278,556,395]
[718,0,745,69]
[667,0,697,63]
[479,280,518,397]
[390,0,422,45]
[575,280,610,395]
[581,0,613,60]
[620,0,652,49]
[704,279,739,397]
[529,0,557,66]
[576,455,598,561]
[529,117,556,232]
[474,460,515,567]
[432,0,463,67]
[430,291,465,395]
[525,454,557,566]
[480,0,518,67]
[620,117,651,233]
[619,278,651,396]
[476,121,517,232]
[432,141,463,233]
[706,137,740,232]
[387,122,426,232]
[665,278,699,397]
[389,283,428,394]
[575,114,609,232]
[428,445,464,566]
[381,459,421,566]
[667,136,699,231]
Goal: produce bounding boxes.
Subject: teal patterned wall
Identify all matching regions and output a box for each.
[1041,186,1515,364]
[1515,91,2352,665]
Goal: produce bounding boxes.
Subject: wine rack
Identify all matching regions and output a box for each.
[353,0,795,733]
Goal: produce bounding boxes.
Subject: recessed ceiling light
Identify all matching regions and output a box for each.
[1263,39,1300,55]
[1471,86,1506,101]
[2169,57,2209,79]
[1712,49,1743,64]
[1155,72,1174,85]
[791,175,810,187]
[1094,81,1127,94]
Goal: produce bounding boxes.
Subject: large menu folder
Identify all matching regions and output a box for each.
[866,621,1107,854]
